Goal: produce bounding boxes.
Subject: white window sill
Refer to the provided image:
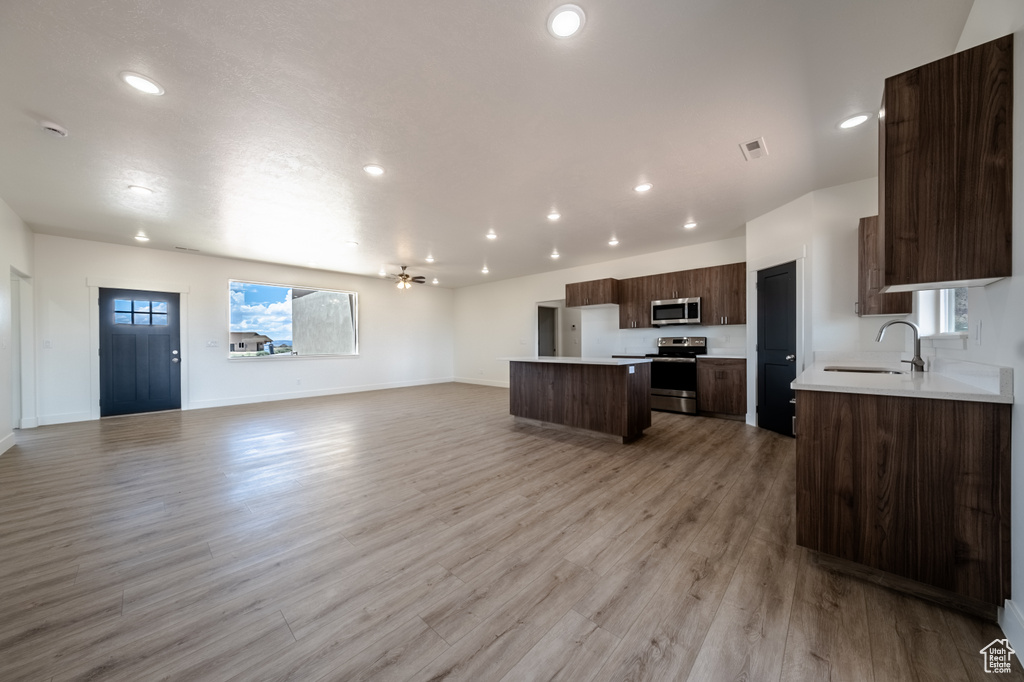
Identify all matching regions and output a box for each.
[921,332,968,340]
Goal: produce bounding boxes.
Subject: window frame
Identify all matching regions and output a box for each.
[939,286,968,335]
[228,279,359,360]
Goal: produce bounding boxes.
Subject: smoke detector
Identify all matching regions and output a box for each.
[740,136,768,161]
[41,121,68,138]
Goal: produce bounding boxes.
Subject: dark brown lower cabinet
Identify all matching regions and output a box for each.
[696,358,746,419]
[509,361,651,442]
[795,390,1010,612]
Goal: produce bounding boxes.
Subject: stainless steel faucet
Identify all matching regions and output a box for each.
[875,320,926,372]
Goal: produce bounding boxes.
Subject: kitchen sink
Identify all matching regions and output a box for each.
[823,366,907,375]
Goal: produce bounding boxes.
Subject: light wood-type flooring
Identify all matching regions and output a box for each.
[1,382,1020,681]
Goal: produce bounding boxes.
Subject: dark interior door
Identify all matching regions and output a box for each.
[757,262,796,436]
[100,288,181,417]
[538,306,556,356]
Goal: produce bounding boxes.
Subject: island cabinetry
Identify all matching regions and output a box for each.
[565,278,619,307]
[795,389,1010,613]
[509,360,651,442]
[880,34,1012,291]
[696,358,746,419]
[857,216,912,316]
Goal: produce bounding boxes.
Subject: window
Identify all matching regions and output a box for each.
[228,280,358,358]
[114,299,168,326]
[940,287,968,333]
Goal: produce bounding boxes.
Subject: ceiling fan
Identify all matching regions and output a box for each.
[391,265,426,290]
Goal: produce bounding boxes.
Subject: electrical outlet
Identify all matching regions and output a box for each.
[43,339,53,349]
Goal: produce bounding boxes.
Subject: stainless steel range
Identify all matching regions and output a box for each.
[646,336,707,414]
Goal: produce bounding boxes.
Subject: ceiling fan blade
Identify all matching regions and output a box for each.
[411,276,426,283]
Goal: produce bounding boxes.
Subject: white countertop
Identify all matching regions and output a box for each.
[792,354,1012,404]
[502,356,652,366]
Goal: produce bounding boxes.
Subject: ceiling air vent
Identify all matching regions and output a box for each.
[174,246,200,253]
[740,136,768,161]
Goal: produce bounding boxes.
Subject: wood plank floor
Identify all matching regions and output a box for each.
[1,382,1020,681]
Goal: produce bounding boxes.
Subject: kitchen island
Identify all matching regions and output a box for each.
[502,357,652,443]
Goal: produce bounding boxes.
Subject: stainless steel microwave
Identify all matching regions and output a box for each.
[651,297,701,326]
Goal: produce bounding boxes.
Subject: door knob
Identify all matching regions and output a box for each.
[171,357,180,363]
[785,354,795,361]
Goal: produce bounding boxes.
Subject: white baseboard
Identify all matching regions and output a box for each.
[185,377,456,411]
[0,431,14,456]
[1000,599,1024,652]
[18,417,39,429]
[38,411,94,426]
[453,377,510,388]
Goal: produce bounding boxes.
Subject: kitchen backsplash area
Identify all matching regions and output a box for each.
[580,306,746,357]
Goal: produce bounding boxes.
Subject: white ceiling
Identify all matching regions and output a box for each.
[0,0,972,288]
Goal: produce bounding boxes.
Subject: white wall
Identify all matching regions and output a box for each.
[0,197,34,454]
[33,234,454,423]
[952,3,1024,649]
[453,237,746,385]
[743,178,908,423]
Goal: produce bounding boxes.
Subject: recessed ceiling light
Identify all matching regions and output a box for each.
[363,164,385,176]
[425,256,435,263]
[548,4,586,38]
[345,240,358,247]
[550,251,560,259]
[379,268,387,276]
[486,232,497,240]
[547,212,561,222]
[634,182,653,193]
[128,185,154,195]
[840,113,872,129]
[120,71,164,95]
[684,221,697,229]
[608,238,619,246]
[432,278,439,285]
[482,266,489,274]
[134,233,150,242]
[40,121,68,137]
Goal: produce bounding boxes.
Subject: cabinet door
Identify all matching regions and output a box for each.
[697,359,746,416]
[566,278,619,307]
[857,216,912,316]
[881,34,1012,288]
[618,277,651,329]
[565,282,587,308]
[716,263,746,325]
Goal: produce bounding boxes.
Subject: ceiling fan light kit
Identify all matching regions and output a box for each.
[391,265,426,290]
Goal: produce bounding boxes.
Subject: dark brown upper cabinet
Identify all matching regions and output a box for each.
[617,276,653,329]
[565,278,619,308]
[857,216,912,316]
[879,34,1012,292]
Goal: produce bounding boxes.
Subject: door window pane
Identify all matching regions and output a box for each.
[115,312,133,324]
[133,301,151,312]
[115,299,133,312]
[151,301,168,313]
[152,314,168,326]
[134,313,151,325]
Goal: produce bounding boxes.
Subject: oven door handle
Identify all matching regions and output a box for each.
[651,357,696,363]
